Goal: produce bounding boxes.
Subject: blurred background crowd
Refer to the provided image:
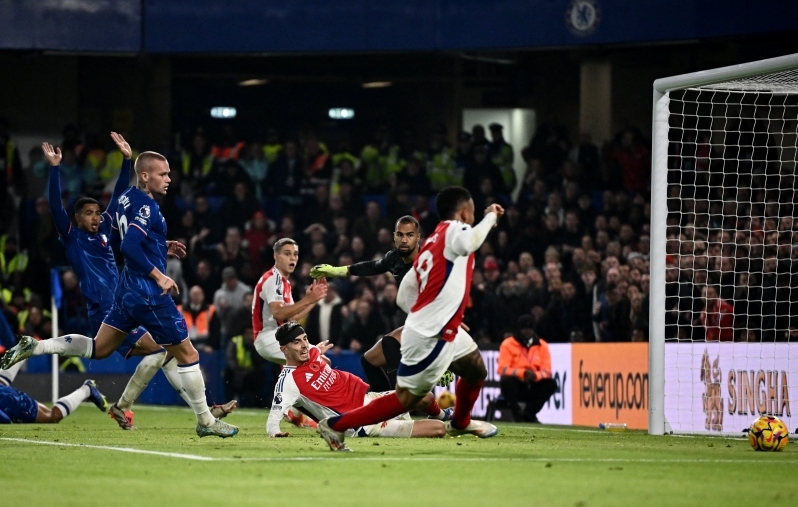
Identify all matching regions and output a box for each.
[2,118,657,357]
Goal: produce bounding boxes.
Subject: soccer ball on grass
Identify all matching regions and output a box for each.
[748,415,789,451]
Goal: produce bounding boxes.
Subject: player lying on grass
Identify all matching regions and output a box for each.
[0,374,107,424]
[317,187,502,451]
[267,321,448,439]
[36,135,236,430]
[1,148,237,438]
[310,215,422,393]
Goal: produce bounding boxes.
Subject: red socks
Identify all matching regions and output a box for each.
[329,392,407,432]
[453,378,484,429]
[422,398,443,418]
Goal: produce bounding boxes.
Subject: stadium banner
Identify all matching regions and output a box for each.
[442,344,572,423]
[664,343,796,434]
[571,343,649,429]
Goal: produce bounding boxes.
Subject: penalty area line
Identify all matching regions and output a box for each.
[0,437,215,461]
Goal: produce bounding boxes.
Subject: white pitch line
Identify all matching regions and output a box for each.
[3,437,796,463]
[0,437,214,461]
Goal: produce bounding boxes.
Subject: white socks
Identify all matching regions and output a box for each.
[160,357,191,405]
[54,384,91,418]
[0,359,26,386]
[178,363,214,426]
[116,352,166,411]
[37,335,94,358]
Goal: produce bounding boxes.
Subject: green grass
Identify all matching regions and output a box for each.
[1,405,795,507]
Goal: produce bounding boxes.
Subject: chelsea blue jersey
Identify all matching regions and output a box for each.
[113,187,169,299]
[59,214,118,313]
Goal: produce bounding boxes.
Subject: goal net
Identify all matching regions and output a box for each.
[649,54,798,435]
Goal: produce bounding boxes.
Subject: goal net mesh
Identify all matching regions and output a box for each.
[662,66,798,435]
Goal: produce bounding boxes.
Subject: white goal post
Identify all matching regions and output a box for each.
[650,53,798,435]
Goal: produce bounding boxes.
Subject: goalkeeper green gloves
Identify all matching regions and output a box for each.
[310,264,348,279]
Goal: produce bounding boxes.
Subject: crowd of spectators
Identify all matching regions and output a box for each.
[0,117,664,358]
[665,119,798,342]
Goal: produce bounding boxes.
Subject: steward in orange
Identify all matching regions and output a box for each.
[178,286,218,352]
[497,315,557,423]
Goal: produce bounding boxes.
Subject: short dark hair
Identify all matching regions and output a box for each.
[74,197,100,214]
[273,237,298,254]
[395,215,419,231]
[435,186,472,221]
[276,321,305,346]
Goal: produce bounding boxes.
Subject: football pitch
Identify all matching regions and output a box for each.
[1,406,795,507]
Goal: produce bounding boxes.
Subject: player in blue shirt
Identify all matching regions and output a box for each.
[2,147,237,438]
[34,134,234,430]
[1,373,108,424]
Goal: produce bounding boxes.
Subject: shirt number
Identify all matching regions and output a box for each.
[416,250,434,293]
[116,212,128,240]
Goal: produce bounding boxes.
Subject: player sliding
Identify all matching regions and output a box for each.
[1,148,238,438]
[267,321,446,441]
[317,186,503,451]
[1,372,108,424]
[310,215,423,392]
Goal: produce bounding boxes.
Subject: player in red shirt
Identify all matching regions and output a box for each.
[700,285,734,341]
[266,322,445,443]
[317,186,503,451]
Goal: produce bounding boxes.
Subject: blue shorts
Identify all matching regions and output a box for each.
[103,292,188,347]
[89,309,147,359]
[0,385,39,423]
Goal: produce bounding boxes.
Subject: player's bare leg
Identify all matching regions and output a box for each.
[165,338,238,438]
[410,420,446,437]
[445,349,498,438]
[35,380,109,423]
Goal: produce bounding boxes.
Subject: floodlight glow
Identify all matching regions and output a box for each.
[239,79,268,87]
[210,107,237,119]
[329,108,355,120]
[362,81,392,89]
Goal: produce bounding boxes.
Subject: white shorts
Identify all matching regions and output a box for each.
[396,326,478,397]
[360,391,414,438]
[254,331,286,365]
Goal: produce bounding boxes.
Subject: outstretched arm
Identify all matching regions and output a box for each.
[106,132,133,218]
[450,204,504,256]
[43,142,70,236]
[310,257,389,279]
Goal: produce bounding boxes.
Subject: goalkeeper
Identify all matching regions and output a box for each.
[310,215,421,392]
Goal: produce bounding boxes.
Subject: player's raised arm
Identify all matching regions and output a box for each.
[43,142,71,236]
[450,203,505,256]
[269,279,327,322]
[106,132,133,217]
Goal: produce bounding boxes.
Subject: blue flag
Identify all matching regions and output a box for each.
[51,268,63,309]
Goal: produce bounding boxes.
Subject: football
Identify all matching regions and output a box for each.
[748,415,789,451]
[436,390,456,409]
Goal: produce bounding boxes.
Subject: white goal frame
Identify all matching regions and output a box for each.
[649,53,798,435]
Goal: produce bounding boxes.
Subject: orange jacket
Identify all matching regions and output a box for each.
[497,335,552,381]
[179,304,215,337]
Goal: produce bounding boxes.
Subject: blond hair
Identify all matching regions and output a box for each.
[134,151,168,177]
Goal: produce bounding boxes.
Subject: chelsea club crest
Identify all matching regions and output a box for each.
[565,0,601,37]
